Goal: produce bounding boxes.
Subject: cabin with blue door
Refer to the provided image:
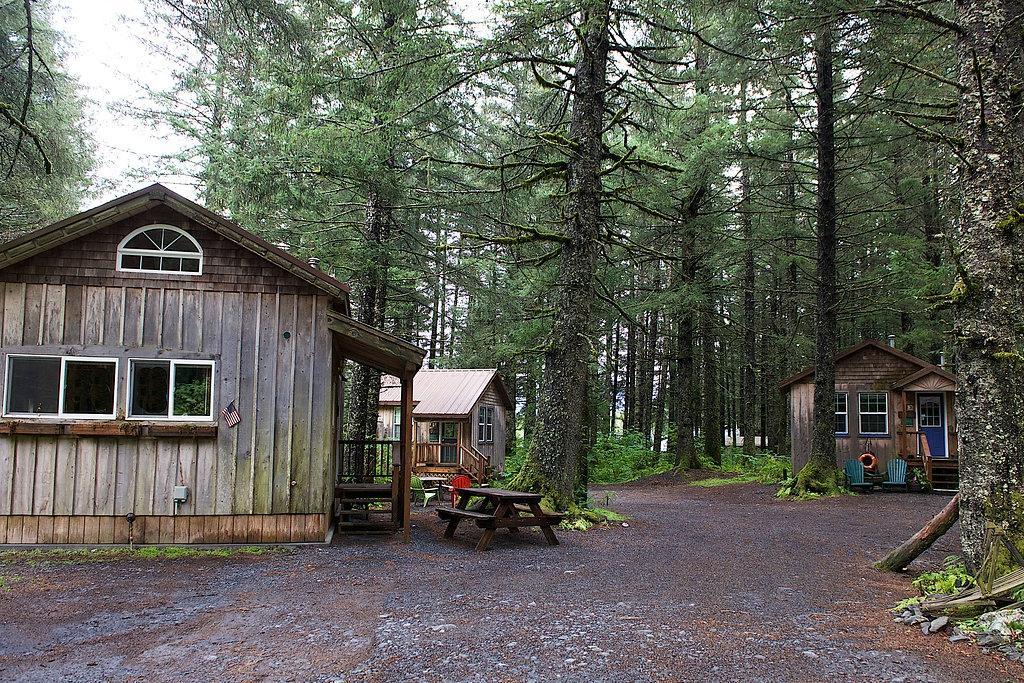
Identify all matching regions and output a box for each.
[780,339,959,492]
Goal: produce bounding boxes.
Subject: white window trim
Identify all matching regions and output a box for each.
[116,224,204,276]
[858,391,889,436]
[127,358,216,422]
[834,392,849,435]
[478,405,495,444]
[3,354,119,420]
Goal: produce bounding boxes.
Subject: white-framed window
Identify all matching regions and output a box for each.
[4,354,118,419]
[477,405,495,443]
[128,359,215,420]
[834,392,848,435]
[117,225,203,275]
[391,407,402,439]
[858,392,889,435]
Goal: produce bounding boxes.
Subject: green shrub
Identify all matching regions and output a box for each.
[912,556,975,596]
[588,431,673,484]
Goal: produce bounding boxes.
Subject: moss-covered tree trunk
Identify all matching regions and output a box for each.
[516,0,609,511]
[795,17,842,494]
[951,0,1024,566]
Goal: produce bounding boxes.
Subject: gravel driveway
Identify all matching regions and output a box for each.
[0,479,1018,682]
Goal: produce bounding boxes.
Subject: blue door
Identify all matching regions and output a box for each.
[918,393,947,457]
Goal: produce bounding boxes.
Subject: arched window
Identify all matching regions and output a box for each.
[117,225,203,275]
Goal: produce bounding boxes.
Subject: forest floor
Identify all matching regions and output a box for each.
[0,477,1018,682]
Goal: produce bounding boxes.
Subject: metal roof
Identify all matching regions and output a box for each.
[379,368,511,417]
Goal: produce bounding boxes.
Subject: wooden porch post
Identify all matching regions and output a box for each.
[401,369,415,542]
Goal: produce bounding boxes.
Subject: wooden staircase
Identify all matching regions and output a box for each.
[929,458,960,493]
[334,482,396,534]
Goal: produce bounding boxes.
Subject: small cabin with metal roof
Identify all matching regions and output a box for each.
[0,184,424,545]
[779,339,959,492]
[378,369,513,482]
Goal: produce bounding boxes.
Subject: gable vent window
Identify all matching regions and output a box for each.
[117,225,202,275]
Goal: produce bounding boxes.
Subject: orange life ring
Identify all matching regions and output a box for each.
[859,451,878,471]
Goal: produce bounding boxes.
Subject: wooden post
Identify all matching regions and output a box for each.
[401,370,413,540]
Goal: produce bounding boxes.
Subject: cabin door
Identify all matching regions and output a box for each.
[428,421,459,464]
[917,393,947,458]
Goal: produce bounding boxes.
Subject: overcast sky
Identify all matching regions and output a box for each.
[55,0,492,208]
[55,0,196,203]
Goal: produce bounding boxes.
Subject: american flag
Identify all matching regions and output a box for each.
[220,401,241,428]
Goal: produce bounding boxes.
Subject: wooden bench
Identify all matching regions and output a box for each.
[437,487,563,551]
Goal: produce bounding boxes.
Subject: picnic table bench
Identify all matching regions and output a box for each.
[437,487,563,551]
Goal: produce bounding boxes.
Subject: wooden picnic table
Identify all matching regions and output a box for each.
[436,487,563,551]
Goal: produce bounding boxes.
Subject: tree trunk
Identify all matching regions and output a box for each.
[738,80,756,457]
[346,188,389,452]
[701,301,721,466]
[952,1,1024,566]
[876,494,959,572]
[795,18,841,493]
[520,1,609,510]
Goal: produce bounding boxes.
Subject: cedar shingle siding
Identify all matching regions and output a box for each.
[0,206,321,296]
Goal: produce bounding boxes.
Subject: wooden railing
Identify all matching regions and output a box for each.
[415,442,459,466]
[914,431,934,484]
[460,445,488,482]
[337,439,398,483]
[414,442,488,482]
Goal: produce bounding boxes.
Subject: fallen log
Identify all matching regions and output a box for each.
[875,493,959,572]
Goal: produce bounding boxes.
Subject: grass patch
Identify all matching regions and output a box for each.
[690,448,789,488]
[0,545,286,566]
[691,474,760,488]
[0,574,23,591]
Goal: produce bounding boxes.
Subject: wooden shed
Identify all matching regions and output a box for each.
[779,339,959,491]
[378,369,512,482]
[0,184,424,545]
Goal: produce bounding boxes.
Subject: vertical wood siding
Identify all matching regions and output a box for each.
[0,208,338,542]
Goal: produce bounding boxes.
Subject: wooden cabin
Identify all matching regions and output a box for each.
[377,369,512,482]
[780,339,959,491]
[0,184,424,545]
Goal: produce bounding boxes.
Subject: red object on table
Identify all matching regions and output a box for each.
[450,475,472,506]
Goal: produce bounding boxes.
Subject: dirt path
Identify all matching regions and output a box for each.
[0,482,1019,682]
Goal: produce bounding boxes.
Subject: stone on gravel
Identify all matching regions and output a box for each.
[978,608,1024,638]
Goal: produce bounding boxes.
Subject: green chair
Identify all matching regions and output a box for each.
[844,460,873,492]
[411,476,439,508]
[882,458,908,491]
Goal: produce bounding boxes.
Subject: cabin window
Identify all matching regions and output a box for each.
[391,407,402,439]
[117,225,203,275]
[128,359,214,420]
[4,355,117,419]
[477,405,495,443]
[834,393,848,435]
[858,392,889,435]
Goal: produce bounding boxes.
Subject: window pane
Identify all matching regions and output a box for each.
[141,255,161,270]
[7,357,60,414]
[120,254,142,270]
[161,257,182,272]
[860,413,888,434]
[173,364,212,417]
[860,393,887,414]
[835,393,847,412]
[181,257,201,273]
[835,414,848,434]
[131,361,170,417]
[124,232,159,249]
[63,361,116,415]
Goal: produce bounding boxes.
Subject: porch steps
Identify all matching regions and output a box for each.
[334,483,395,534]
[930,459,960,493]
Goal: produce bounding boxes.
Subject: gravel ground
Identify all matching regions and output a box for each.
[0,479,1019,682]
